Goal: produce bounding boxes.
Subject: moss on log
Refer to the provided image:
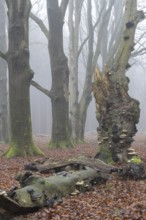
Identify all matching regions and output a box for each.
[0,156,117,214]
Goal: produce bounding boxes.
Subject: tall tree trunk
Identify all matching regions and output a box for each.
[47,0,71,147]
[1,0,43,157]
[93,0,144,162]
[68,0,84,141]
[77,0,94,141]
[0,0,9,143]
[68,0,94,142]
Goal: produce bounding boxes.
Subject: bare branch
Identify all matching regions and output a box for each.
[79,0,93,106]
[131,48,146,57]
[60,0,69,19]
[30,12,49,39]
[31,0,46,15]
[135,32,146,43]
[77,19,99,59]
[31,80,52,98]
[77,5,104,59]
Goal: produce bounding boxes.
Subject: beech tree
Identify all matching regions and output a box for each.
[93,0,144,162]
[31,0,71,148]
[0,0,9,143]
[0,0,43,157]
[47,0,70,147]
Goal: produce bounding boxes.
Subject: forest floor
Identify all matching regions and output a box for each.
[0,132,146,220]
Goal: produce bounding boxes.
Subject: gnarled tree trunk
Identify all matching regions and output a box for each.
[93,0,144,162]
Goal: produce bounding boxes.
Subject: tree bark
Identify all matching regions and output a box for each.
[47,0,71,147]
[68,0,94,142]
[68,0,84,141]
[2,0,43,157]
[0,0,9,143]
[29,0,71,147]
[93,0,144,162]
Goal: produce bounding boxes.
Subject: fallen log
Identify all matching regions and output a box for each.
[0,156,144,215]
[0,156,117,214]
[24,156,117,174]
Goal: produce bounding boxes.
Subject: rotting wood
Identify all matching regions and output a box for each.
[0,156,118,214]
[0,156,145,215]
[24,156,117,174]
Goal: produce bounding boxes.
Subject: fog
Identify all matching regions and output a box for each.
[29,1,146,136]
[29,20,99,136]
[29,21,51,135]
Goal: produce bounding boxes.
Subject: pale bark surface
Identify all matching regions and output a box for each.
[68,0,95,141]
[68,0,84,141]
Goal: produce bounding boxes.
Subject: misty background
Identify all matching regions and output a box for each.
[29,1,146,136]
